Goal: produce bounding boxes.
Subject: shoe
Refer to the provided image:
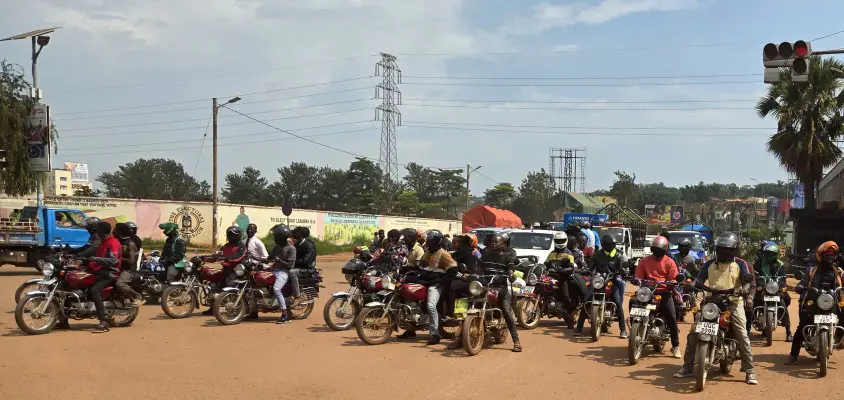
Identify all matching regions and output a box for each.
[785,333,794,343]
[397,331,417,339]
[512,341,523,352]
[276,314,291,324]
[426,335,441,346]
[745,373,758,385]
[291,296,304,307]
[246,313,259,320]
[673,369,692,378]
[131,297,145,307]
[671,347,682,359]
[785,355,799,365]
[573,329,583,336]
[201,309,213,316]
[92,323,110,334]
[447,341,463,350]
[620,331,629,339]
[55,321,70,330]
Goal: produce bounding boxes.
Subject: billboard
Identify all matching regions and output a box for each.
[64,162,89,182]
[26,103,51,172]
[793,184,805,209]
[645,205,684,224]
[562,212,608,227]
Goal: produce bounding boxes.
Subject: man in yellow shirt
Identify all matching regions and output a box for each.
[400,228,425,267]
[674,232,757,385]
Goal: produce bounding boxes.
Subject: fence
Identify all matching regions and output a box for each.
[0,196,462,247]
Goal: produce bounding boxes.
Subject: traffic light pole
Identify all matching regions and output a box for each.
[812,48,844,55]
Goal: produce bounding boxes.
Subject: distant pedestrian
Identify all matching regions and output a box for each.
[232,207,250,240]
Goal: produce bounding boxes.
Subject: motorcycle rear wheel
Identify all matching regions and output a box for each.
[819,332,829,377]
[290,302,315,320]
[694,342,709,392]
[213,293,246,325]
[461,314,484,356]
[160,286,197,319]
[628,322,645,365]
[764,311,774,347]
[15,295,58,335]
[515,298,541,330]
[108,306,139,327]
[323,295,358,331]
[355,306,394,345]
[14,281,42,304]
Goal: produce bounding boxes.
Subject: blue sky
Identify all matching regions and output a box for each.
[2,0,843,197]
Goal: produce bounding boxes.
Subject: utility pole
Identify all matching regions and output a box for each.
[211,96,241,249]
[375,53,401,211]
[466,164,482,215]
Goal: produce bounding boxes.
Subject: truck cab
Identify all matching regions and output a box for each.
[0,206,90,267]
[594,221,647,263]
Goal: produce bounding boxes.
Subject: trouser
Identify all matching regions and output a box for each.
[224,269,238,288]
[447,279,469,317]
[272,270,289,310]
[577,280,626,332]
[116,270,141,300]
[499,287,520,342]
[681,303,754,374]
[427,285,443,336]
[89,274,115,322]
[288,268,302,297]
[630,295,680,348]
[166,265,181,283]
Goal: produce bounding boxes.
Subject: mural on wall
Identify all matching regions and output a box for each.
[168,205,206,242]
[383,217,458,235]
[323,212,379,245]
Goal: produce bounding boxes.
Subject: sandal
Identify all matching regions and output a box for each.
[512,342,523,352]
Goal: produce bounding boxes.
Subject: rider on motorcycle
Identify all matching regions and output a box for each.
[125,221,143,258]
[289,226,316,306]
[70,217,102,257]
[244,223,269,264]
[268,225,297,325]
[477,232,523,352]
[674,232,758,385]
[565,225,586,268]
[786,241,844,364]
[87,221,123,334]
[159,222,187,283]
[444,235,479,320]
[114,222,144,307]
[634,235,682,358]
[546,231,575,264]
[466,233,482,259]
[575,234,629,338]
[672,238,700,276]
[400,228,424,268]
[219,226,247,288]
[753,242,792,342]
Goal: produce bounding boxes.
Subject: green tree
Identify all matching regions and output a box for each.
[345,158,383,214]
[73,186,99,197]
[312,166,348,211]
[757,56,844,210]
[483,182,517,208]
[395,190,420,215]
[0,61,58,196]
[609,170,639,207]
[270,162,318,208]
[222,166,269,205]
[513,169,555,223]
[97,158,211,201]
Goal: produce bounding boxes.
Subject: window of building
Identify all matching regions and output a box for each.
[59,176,67,181]
[60,185,67,190]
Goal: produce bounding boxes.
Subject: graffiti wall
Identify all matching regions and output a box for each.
[0,196,462,247]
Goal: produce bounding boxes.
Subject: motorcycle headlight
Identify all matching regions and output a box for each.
[344,274,355,283]
[818,293,835,311]
[636,287,652,303]
[183,261,193,273]
[765,280,779,295]
[468,281,485,297]
[591,275,605,290]
[701,303,720,320]
[235,264,246,276]
[381,275,393,287]
[40,262,55,278]
[527,273,538,286]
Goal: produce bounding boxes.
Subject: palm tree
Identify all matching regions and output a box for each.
[756,56,844,210]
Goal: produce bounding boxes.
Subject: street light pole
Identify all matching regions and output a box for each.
[466,164,482,214]
[211,96,241,249]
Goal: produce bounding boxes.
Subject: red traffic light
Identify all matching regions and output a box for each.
[794,40,810,58]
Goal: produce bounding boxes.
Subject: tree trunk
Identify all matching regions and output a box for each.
[802,176,816,211]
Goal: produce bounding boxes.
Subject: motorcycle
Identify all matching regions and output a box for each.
[213,260,322,325]
[793,270,844,377]
[584,271,622,342]
[627,279,679,365]
[14,249,78,304]
[14,257,142,335]
[355,270,460,345]
[159,255,225,318]
[460,262,512,356]
[752,275,789,346]
[516,260,586,330]
[323,252,394,330]
[691,279,751,392]
[136,250,168,303]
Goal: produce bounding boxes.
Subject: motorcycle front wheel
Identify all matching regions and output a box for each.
[213,292,246,325]
[108,306,139,327]
[14,295,58,335]
[590,304,601,342]
[819,332,829,377]
[515,297,541,330]
[461,314,484,356]
[764,311,774,347]
[694,342,710,392]
[160,285,197,319]
[323,295,358,330]
[355,306,394,345]
[628,321,645,365]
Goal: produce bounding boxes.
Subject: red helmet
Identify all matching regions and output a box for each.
[651,235,669,251]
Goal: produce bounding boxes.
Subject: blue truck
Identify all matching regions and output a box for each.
[0,206,90,268]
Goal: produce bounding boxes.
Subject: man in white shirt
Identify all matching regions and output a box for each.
[244,223,269,263]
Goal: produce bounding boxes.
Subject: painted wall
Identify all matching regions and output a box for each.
[0,196,461,247]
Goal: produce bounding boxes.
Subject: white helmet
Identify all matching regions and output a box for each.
[553,231,568,250]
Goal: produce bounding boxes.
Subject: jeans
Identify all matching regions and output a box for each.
[116,270,141,300]
[499,286,520,342]
[427,285,443,336]
[272,270,289,309]
[630,294,680,348]
[89,274,115,322]
[681,303,754,374]
[288,268,302,297]
[166,265,181,283]
[577,278,626,332]
[224,269,239,288]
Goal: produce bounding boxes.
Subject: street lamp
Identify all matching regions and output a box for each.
[466,164,482,214]
[211,96,242,248]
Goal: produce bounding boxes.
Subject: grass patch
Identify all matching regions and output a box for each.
[260,233,369,255]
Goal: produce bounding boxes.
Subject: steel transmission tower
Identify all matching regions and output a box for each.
[375,53,402,205]
[549,147,587,193]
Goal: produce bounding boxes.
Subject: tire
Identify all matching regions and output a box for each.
[819,331,829,377]
[15,296,58,335]
[516,298,541,330]
[290,302,315,320]
[719,350,734,374]
[213,292,247,325]
[108,306,140,327]
[438,321,460,339]
[14,281,42,304]
[160,286,197,319]
[764,311,774,347]
[628,321,645,365]
[462,314,485,356]
[355,306,394,345]
[323,295,359,331]
[590,304,601,342]
[694,342,709,392]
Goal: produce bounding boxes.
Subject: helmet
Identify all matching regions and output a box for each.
[125,221,138,236]
[816,241,840,264]
[651,236,670,251]
[246,223,258,238]
[96,221,112,236]
[114,222,130,239]
[762,242,779,255]
[272,225,292,246]
[601,234,616,251]
[399,228,418,247]
[714,232,739,262]
[424,229,444,248]
[553,231,568,250]
[466,233,478,247]
[83,217,101,234]
[159,222,179,236]
[677,238,693,249]
[387,229,401,244]
[225,226,242,245]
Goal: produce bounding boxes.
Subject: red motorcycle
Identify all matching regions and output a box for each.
[160,256,226,318]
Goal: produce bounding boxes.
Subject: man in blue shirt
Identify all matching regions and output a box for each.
[581,221,598,250]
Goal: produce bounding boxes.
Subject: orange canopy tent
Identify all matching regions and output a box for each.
[462,205,523,233]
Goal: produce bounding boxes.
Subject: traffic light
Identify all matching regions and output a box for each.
[762,41,811,83]
[792,40,812,83]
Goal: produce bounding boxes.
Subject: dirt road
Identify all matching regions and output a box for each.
[0,262,838,399]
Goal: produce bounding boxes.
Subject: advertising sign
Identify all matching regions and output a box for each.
[562,213,608,227]
[64,162,90,182]
[669,205,684,224]
[793,184,805,209]
[26,103,51,172]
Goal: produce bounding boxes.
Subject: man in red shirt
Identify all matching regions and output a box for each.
[633,235,682,358]
[87,221,123,333]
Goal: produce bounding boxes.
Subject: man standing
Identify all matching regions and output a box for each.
[232,207,250,240]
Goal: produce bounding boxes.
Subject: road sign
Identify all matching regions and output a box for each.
[282,202,293,217]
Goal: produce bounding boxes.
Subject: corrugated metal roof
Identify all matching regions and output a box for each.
[565,192,604,214]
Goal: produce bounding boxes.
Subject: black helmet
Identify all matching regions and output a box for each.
[246,223,258,238]
[400,228,418,248]
[114,222,130,239]
[125,221,138,236]
[601,234,616,251]
[387,229,401,243]
[272,225,292,246]
[678,238,693,248]
[83,217,101,234]
[425,229,444,247]
[96,221,112,236]
[225,226,242,245]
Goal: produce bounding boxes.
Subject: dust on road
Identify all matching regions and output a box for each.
[0,262,837,400]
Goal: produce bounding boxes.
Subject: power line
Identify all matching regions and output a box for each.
[402,124,770,137]
[402,103,751,112]
[393,41,766,57]
[62,119,372,140]
[402,80,760,88]
[812,29,844,42]
[190,114,214,177]
[474,170,500,185]
[403,97,756,104]
[403,73,761,80]
[404,120,772,131]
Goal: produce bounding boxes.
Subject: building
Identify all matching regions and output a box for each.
[819,157,844,208]
[45,169,72,196]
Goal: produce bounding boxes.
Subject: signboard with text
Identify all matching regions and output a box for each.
[26,103,51,172]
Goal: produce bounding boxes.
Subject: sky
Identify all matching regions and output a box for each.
[2,0,844,197]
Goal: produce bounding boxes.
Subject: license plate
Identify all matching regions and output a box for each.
[523,286,535,294]
[695,322,719,335]
[630,307,649,317]
[764,296,780,302]
[645,304,657,310]
[815,314,838,324]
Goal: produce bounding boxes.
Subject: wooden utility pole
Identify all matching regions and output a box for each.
[212,97,218,249]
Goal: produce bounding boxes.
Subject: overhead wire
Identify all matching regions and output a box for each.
[401,123,770,137]
[402,103,751,112]
[402,80,761,87]
[403,73,762,80]
[403,120,772,131]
